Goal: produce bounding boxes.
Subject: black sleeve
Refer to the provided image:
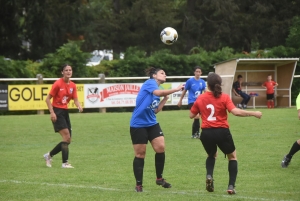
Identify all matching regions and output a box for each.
[232,81,237,90]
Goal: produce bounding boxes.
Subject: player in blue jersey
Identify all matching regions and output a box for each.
[178,66,206,138]
[281,93,300,168]
[130,67,184,192]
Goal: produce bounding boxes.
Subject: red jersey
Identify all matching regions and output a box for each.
[191,92,235,128]
[262,81,277,94]
[49,78,78,109]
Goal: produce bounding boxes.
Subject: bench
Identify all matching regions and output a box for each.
[233,82,262,108]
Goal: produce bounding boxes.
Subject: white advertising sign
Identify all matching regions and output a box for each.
[84,83,143,108]
[84,83,188,108]
[170,82,188,105]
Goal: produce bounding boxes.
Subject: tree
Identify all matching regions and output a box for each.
[39,41,91,78]
[286,16,300,49]
[0,0,92,60]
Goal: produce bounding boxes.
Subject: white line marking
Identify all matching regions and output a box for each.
[0,180,295,201]
[0,180,121,191]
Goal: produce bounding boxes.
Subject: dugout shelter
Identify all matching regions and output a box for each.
[214,58,299,108]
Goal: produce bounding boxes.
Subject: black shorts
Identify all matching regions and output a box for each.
[130,123,163,144]
[188,103,194,110]
[266,93,274,100]
[200,128,235,156]
[52,107,72,135]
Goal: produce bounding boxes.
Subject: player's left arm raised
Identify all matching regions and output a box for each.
[155,96,169,114]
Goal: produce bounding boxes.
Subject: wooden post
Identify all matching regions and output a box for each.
[36,74,44,115]
[99,74,106,113]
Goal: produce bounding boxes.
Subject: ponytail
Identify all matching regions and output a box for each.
[207,73,222,98]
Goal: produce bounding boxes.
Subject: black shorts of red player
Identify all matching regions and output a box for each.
[266,93,274,100]
[200,128,236,157]
[52,107,72,136]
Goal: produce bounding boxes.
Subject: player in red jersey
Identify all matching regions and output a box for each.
[190,73,262,194]
[43,64,83,168]
[262,75,278,108]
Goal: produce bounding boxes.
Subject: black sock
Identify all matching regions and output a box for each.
[192,119,200,134]
[287,141,300,159]
[133,157,144,186]
[206,156,215,177]
[61,142,69,163]
[49,142,62,157]
[155,152,165,179]
[228,160,238,186]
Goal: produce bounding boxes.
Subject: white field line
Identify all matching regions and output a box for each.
[0,179,295,201]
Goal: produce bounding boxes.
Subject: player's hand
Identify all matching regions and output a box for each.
[177,100,182,107]
[253,111,262,119]
[176,84,185,91]
[78,106,83,113]
[50,112,57,122]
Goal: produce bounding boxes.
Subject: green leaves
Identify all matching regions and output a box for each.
[0,57,34,80]
[39,41,91,78]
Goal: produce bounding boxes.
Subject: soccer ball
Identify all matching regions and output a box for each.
[160,27,178,45]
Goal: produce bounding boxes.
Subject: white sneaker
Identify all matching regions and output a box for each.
[43,152,52,167]
[62,163,74,168]
[237,104,243,109]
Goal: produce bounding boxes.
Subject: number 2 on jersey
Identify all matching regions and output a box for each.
[206,104,216,121]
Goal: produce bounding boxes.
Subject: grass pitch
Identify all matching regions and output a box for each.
[0,108,300,201]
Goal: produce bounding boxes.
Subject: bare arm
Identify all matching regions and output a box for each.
[155,96,169,114]
[232,88,240,96]
[45,94,57,122]
[230,108,262,118]
[153,84,184,97]
[73,98,83,112]
[189,111,198,119]
[177,89,187,107]
[298,109,300,120]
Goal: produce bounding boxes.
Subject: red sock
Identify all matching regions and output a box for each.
[267,101,270,108]
[271,101,274,108]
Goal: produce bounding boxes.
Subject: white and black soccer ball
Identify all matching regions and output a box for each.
[160,27,178,45]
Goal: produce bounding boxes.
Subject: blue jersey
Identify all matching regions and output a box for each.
[185,77,206,104]
[130,79,160,128]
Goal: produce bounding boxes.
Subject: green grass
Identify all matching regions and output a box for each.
[0,108,300,201]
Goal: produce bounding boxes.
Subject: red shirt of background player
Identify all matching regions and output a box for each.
[262,81,277,94]
[190,91,235,128]
[49,78,78,109]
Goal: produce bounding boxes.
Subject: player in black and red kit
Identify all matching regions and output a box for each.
[43,64,83,168]
[262,75,278,108]
[190,73,262,194]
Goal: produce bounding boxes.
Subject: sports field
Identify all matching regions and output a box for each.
[0,108,300,201]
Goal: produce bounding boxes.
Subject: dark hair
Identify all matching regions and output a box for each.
[237,74,243,79]
[194,66,202,72]
[61,64,71,71]
[145,67,162,78]
[207,73,222,98]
